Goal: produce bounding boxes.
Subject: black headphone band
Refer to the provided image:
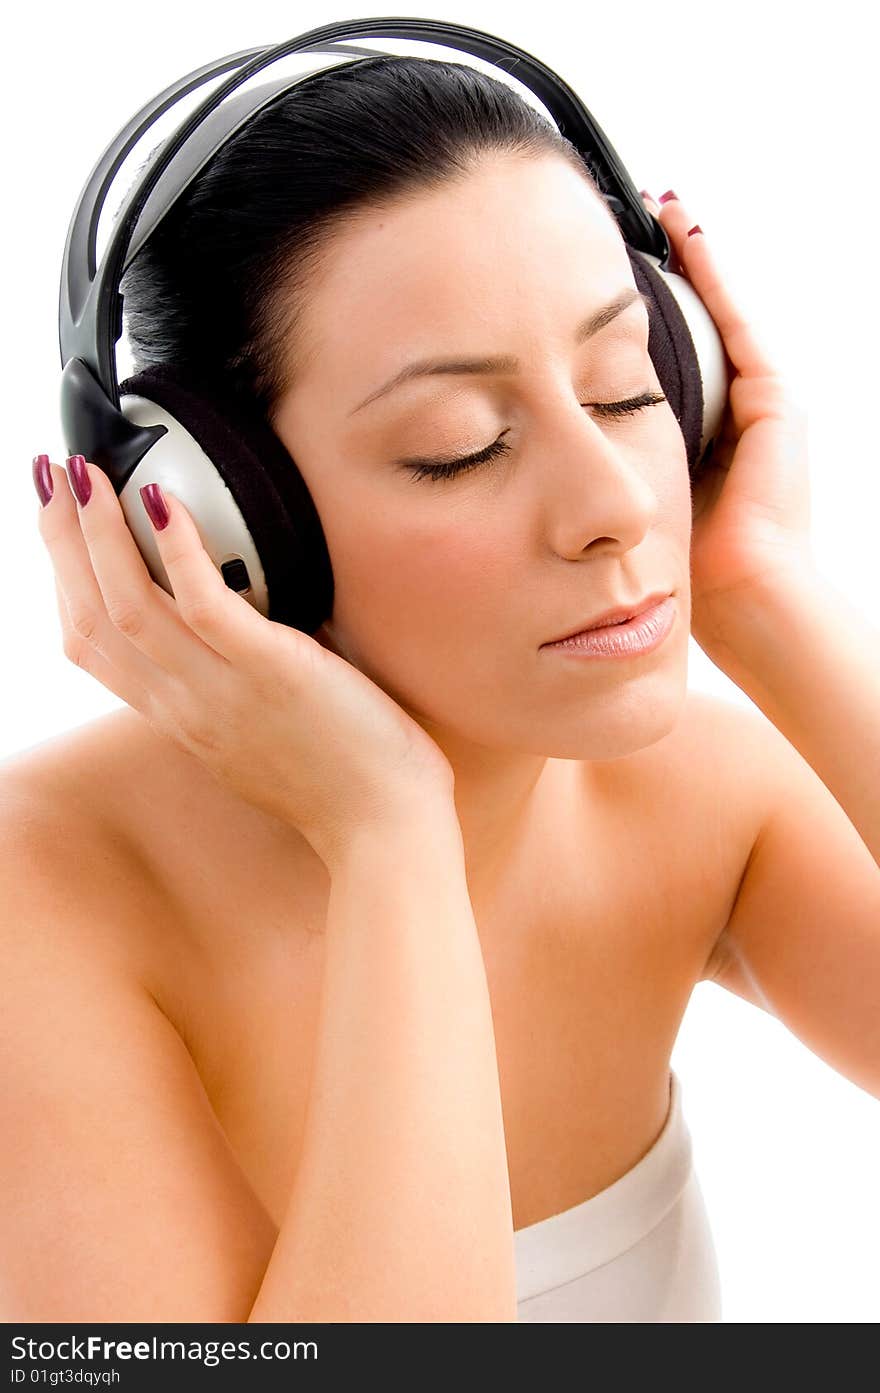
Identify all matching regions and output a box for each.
[58,14,669,412]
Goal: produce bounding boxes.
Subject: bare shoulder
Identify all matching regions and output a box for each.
[594,686,774,982]
[0,706,177,867]
[680,686,790,815]
[0,706,203,837]
[0,706,320,1001]
[605,685,773,822]
[0,709,201,999]
[665,687,780,976]
[681,684,771,744]
[675,685,778,843]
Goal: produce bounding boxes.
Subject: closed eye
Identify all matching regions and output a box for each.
[398,391,668,482]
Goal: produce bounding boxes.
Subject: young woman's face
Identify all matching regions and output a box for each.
[272,153,693,762]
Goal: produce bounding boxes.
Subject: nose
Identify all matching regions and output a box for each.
[537,396,659,558]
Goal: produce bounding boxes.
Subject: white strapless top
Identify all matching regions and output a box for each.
[515,1070,722,1321]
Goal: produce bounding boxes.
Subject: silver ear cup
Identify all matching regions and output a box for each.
[118,392,270,616]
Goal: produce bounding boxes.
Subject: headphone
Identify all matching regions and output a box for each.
[59,15,730,637]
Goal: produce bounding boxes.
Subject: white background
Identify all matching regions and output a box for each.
[3,0,878,1322]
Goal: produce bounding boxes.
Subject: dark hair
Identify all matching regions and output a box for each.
[120,54,614,427]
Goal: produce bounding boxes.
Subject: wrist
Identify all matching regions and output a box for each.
[314,792,464,878]
[695,559,824,670]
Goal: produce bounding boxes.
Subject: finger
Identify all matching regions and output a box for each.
[53,573,153,714]
[138,475,300,668]
[653,191,779,381]
[61,458,231,686]
[37,461,181,697]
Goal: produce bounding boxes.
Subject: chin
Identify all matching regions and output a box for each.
[514,655,690,761]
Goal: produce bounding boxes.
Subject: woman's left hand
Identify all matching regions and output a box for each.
[641,190,815,652]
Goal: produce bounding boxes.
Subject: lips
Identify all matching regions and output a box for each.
[543,590,673,645]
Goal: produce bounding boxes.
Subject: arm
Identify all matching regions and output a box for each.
[1,800,516,1323]
[247,808,517,1323]
[0,818,280,1322]
[700,567,880,1097]
[643,191,880,1090]
[700,562,880,865]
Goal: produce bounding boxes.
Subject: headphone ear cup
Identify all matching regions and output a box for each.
[625,244,729,479]
[118,364,335,635]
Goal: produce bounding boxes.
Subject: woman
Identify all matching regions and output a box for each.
[5,55,879,1323]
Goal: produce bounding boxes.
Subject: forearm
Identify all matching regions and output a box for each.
[246,808,517,1323]
[701,563,880,865]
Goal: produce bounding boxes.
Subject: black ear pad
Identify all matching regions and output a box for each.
[624,245,704,475]
[119,363,334,635]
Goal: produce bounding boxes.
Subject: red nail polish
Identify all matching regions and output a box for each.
[639,189,654,202]
[67,455,91,507]
[687,225,703,238]
[32,455,53,507]
[140,483,169,532]
[659,189,679,203]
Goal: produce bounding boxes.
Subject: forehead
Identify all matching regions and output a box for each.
[299,156,631,362]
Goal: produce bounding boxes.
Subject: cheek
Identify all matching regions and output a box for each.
[324,497,516,673]
[654,429,694,546]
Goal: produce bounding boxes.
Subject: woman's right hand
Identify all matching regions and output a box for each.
[34,455,457,869]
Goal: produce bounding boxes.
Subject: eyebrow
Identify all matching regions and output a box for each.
[348,287,652,417]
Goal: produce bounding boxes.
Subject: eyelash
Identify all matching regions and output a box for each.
[400,391,668,482]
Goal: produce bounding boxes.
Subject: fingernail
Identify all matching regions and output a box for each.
[67,455,91,507]
[659,189,679,203]
[32,455,53,507]
[140,482,169,532]
[687,225,703,238]
[639,189,654,202]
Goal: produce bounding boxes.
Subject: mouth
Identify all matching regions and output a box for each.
[542,590,674,646]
